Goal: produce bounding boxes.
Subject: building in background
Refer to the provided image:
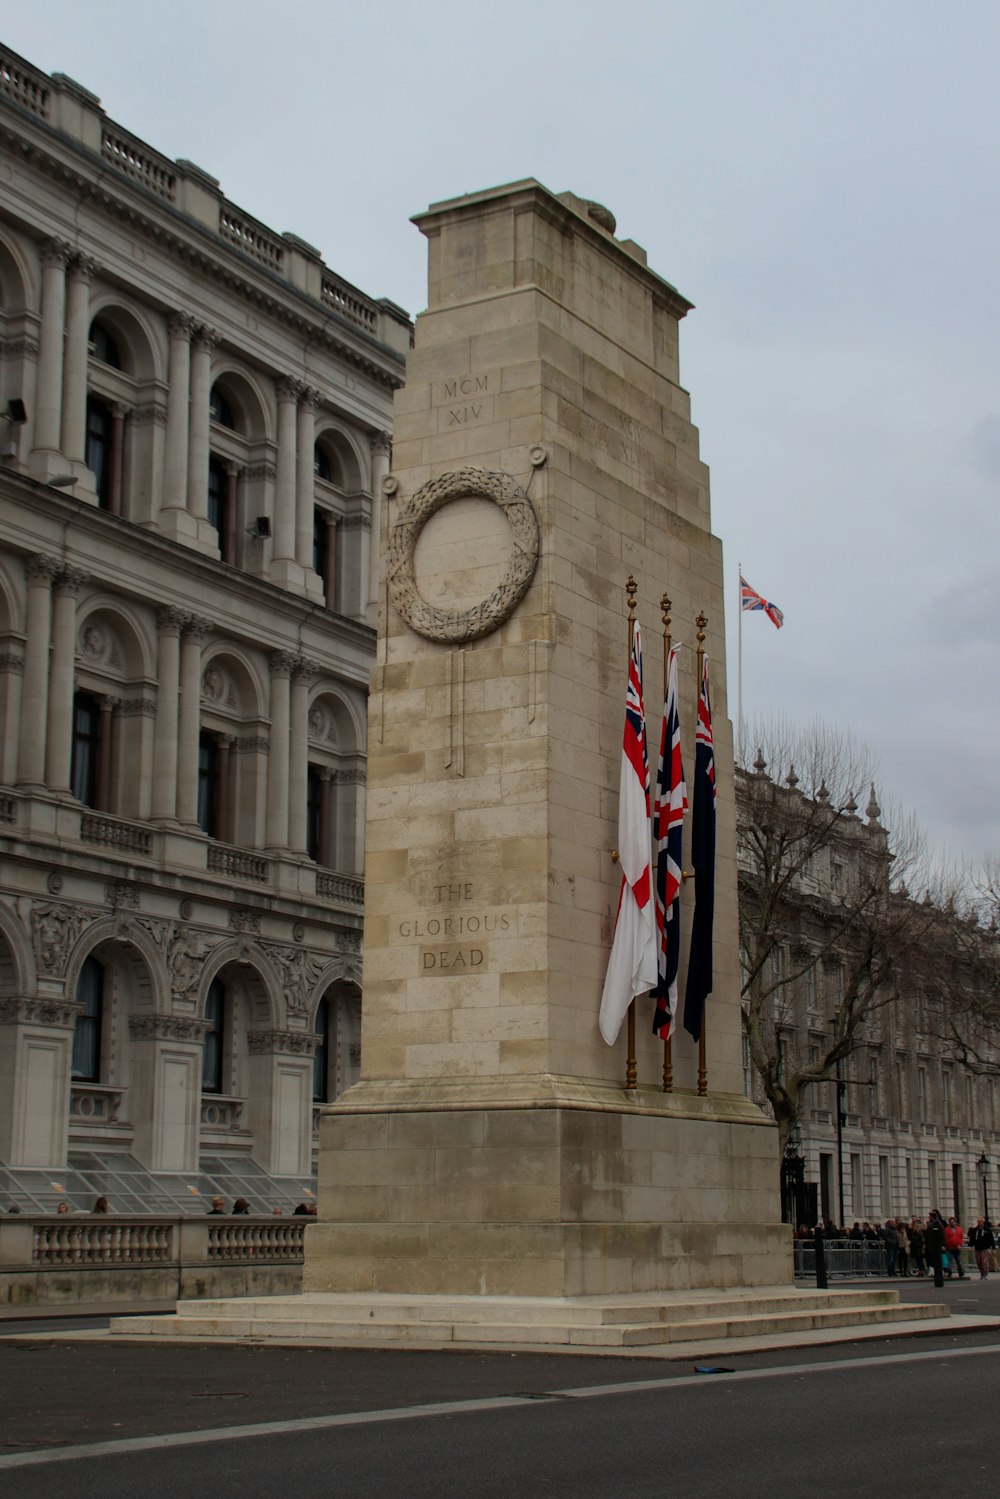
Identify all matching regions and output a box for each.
[737,767,1000,1230]
[0,45,410,1211]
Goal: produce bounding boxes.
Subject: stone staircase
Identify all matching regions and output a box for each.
[108,1285,953,1353]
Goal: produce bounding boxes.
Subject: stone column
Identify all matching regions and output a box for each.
[222,461,240,565]
[318,768,333,867]
[368,430,391,619]
[273,378,299,563]
[265,651,294,850]
[108,403,127,517]
[162,314,194,512]
[46,565,89,793]
[288,659,314,854]
[61,255,98,465]
[150,607,186,823]
[32,240,72,461]
[295,388,318,570]
[96,696,114,811]
[176,617,212,827]
[187,327,217,523]
[17,555,59,787]
[216,735,234,844]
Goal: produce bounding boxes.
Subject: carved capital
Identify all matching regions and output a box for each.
[298,386,320,412]
[371,430,392,458]
[193,324,219,353]
[183,615,213,645]
[25,555,60,587]
[130,403,168,427]
[275,376,302,404]
[167,311,196,340]
[292,657,317,686]
[268,650,296,679]
[0,652,24,674]
[55,564,89,597]
[248,1028,318,1057]
[0,997,80,1029]
[129,1014,208,1042]
[41,238,73,270]
[156,606,188,636]
[243,462,276,482]
[69,253,100,283]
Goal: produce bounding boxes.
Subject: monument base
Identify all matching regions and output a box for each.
[305,1080,791,1297]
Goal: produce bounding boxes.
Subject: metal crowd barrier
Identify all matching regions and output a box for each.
[794,1237,887,1279]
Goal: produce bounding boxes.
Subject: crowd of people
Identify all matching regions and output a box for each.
[795,1211,997,1285]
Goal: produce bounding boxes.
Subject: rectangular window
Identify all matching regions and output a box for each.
[918,1067,927,1122]
[942,1069,952,1126]
[831,859,844,891]
[804,965,816,1011]
[307,764,323,863]
[896,1058,907,1118]
[928,1157,938,1206]
[197,732,220,837]
[202,980,225,1094]
[879,1155,891,1217]
[850,1153,863,1218]
[71,692,101,807]
[905,1157,914,1215]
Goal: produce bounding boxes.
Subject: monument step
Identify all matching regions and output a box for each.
[108,1289,950,1349]
[115,1286,903,1331]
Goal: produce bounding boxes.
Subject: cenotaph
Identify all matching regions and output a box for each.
[305,180,789,1296]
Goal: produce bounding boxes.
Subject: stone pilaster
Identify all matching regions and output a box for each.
[288,659,315,854]
[17,555,59,787]
[368,430,391,624]
[187,326,218,524]
[30,239,72,471]
[160,313,194,537]
[295,388,318,570]
[61,254,99,468]
[46,565,89,792]
[150,606,187,823]
[273,378,299,563]
[176,616,212,827]
[265,651,295,850]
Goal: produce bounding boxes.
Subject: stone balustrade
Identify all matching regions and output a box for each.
[315,871,364,906]
[0,1215,309,1312]
[80,811,153,857]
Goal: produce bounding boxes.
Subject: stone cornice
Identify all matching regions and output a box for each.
[0,112,407,389]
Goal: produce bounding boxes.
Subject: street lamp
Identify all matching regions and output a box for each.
[978,1151,990,1221]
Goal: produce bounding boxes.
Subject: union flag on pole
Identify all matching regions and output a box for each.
[683,654,716,1043]
[740,576,784,629]
[599,621,657,1045]
[652,647,687,1040]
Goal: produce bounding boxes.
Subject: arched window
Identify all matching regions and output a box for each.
[71,691,101,806]
[209,384,236,431]
[202,977,226,1094]
[313,996,329,1102]
[72,955,105,1081]
[86,395,114,508]
[313,443,333,482]
[208,456,234,562]
[313,509,331,602]
[89,319,121,370]
[306,763,324,863]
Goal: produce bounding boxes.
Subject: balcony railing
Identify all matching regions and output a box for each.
[80,812,153,857]
[316,871,364,905]
[0,50,50,118]
[69,1083,124,1124]
[207,843,270,884]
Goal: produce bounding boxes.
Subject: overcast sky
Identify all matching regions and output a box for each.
[5,1,997,866]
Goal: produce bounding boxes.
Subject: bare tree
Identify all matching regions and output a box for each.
[737,719,944,1158]
[916,865,1000,1075]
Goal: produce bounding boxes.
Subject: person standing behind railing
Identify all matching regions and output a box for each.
[880,1218,899,1276]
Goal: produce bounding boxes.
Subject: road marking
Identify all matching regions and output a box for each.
[4,1338,1000,1470]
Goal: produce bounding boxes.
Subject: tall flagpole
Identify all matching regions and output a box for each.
[625,575,638,1093]
[737,563,743,764]
[695,610,709,1098]
[660,592,673,1095]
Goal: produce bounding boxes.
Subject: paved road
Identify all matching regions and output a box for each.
[3,1294,1000,1499]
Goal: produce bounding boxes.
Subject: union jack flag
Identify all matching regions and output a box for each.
[683,654,716,1043]
[599,621,657,1045]
[652,648,687,1040]
[740,576,784,630]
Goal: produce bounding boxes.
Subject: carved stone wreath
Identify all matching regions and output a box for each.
[386,467,540,644]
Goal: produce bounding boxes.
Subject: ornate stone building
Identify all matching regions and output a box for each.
[737,768,1000,1229]
[0,46,409,1210]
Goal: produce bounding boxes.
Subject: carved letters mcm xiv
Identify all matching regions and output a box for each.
[386,467,540,644]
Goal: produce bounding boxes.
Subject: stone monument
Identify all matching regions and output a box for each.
[305,180,789,1297]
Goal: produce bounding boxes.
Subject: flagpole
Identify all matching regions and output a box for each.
[660,592,673,1095]
[694,611,709,1097]
[737,564,743,764]
[625,575,638,1093]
